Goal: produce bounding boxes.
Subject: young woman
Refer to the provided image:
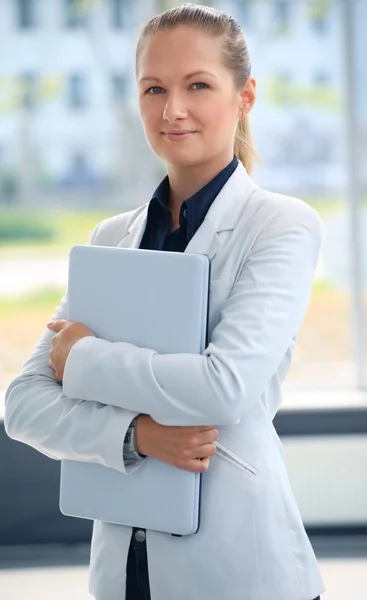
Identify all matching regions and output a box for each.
[5,4,325,600]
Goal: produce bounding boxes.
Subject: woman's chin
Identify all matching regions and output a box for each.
[158,149,203,168]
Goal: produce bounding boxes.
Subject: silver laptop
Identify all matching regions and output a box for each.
[59,244,210,536]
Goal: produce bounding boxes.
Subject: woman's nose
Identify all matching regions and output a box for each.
[163,94,188,123]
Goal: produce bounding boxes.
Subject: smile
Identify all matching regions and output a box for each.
[162,131,197,141]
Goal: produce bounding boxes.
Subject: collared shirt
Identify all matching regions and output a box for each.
[123,155,239,465]
[140,155,239,252]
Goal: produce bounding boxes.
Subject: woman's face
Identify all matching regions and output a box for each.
[136,26,255,168]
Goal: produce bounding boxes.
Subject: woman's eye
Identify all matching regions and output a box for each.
[147,86,164,94]
[191,82,208,91]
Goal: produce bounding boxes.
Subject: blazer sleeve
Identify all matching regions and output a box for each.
[62,206,323,427]
[4,224,143,475]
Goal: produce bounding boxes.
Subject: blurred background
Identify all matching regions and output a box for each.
[0,0,366,598]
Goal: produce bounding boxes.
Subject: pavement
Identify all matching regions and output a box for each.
[0,258,68,297]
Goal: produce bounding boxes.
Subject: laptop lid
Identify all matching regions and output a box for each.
[60,245,210,536]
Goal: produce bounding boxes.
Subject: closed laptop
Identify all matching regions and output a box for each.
[59,244,210,536]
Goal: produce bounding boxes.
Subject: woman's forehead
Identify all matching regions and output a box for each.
[137,28,225,79]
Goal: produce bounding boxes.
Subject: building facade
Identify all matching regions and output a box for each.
[0,0,365,207]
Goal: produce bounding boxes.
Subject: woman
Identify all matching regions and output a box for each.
[5,4,325,600]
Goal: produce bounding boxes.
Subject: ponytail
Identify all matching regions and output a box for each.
[234,114,258,176]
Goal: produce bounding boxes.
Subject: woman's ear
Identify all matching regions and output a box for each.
[240,76,256,116]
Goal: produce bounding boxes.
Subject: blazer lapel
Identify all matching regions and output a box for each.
[184,163,257,261]
[116,163,257,261]
[184,219,222,262]
[116,205,149,249]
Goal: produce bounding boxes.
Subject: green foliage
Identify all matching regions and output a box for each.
[0,212,54,243]
[0,278,333,316]
[0,209,116,253]
[0,288,65,313]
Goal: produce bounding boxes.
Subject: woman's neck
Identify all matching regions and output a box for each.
[166,152,234,216]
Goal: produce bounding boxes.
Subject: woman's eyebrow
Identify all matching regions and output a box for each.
[138,70,217,83]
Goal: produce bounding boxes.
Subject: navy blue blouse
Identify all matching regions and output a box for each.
[139,155,238,253]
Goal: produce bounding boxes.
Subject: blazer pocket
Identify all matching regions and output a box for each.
[215,442,257,477]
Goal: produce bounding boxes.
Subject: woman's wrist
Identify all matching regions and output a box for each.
[135,414,151,457]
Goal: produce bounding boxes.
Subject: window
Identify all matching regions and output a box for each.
[234,0,252,27]
[68,73,87,109]
[275,71,293,105]
[17,0,36,29]
[65,0,87,29]
[309,2,330,34]
[314,72,330,86]
[111,74,127,103]
[274,0,291,34]
[19,73,37,110]
[311,15,328,34]
[110,0,126,29]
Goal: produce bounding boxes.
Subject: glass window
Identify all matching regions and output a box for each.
[65,0,87,29]
[19,73,37,110]
[110,0,125,29]
[111,74,127,103]
[68,73,87,109]
[233,0,252,27]
[17,0,36,29]
[313,71,330,86]
[309,1,330,35]
[274,0,291,34]
[311,16,328,34]
[1,0,365,420]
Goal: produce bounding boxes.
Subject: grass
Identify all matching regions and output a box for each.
[0,284,356,390]
[0,288,65,314]
[0,201,361,389]
[1,196,367,259]
[0,278,337,316]
[0,209,117,258]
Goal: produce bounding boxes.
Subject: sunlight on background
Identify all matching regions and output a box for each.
[1,0,366,398]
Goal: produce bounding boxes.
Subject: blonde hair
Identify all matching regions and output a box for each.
[136,3,258,176]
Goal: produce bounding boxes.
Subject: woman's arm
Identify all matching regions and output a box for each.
[62,206,323,426]
[4,224,146,475]
[4,291,144,475]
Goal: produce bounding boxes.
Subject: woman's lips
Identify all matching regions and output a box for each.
[162,131,197,141]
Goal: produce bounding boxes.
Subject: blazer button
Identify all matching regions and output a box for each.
[134,529,146,542]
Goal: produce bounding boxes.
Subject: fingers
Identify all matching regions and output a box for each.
[198,425,217,431]
[47,319,68,333]
[187,457,210,473]
[175,440,216,472]
[191,443,217,460]
[48,358,61,381]
[198,428,219,446]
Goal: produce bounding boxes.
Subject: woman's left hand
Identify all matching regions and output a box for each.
[47,320,96,382]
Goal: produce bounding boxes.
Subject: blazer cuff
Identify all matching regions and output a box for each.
[63,336,103,399]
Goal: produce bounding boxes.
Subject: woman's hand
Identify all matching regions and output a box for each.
[47,320,96,382]
[136,415,219,473]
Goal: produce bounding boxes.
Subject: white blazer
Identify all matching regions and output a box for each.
[5,163,325,600]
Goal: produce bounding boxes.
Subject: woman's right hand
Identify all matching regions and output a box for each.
[136,415,219,473]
